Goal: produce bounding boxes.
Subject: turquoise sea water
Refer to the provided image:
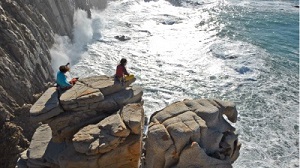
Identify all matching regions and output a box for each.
[217,0,299,167]
[51,0,299,167]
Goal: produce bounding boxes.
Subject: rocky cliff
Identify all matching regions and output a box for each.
[0,0,106,167]
[17,75,145,168]
[19,81,241,168]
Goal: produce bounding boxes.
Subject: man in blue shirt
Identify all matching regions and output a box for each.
[56,65,74,90]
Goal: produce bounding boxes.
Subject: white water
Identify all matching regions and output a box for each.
[50,0,299,167]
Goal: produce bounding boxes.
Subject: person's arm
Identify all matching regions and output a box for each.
[123,66,129,76]
[63,76,72,87]
[57,73,72,87]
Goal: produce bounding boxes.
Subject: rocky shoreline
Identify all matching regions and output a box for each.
[16,75,240,168]
[17,76,144,168]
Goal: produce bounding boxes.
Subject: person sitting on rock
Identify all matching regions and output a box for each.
[56,63,77,91]
[115,58,134,84]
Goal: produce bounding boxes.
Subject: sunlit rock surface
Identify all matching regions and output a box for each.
[145,99,241,168]
[18,76,144,168]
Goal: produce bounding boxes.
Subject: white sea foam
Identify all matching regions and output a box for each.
[50,0,299,167]
[50,9,104,76]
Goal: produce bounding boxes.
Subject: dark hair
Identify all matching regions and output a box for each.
[59,65,70,73]
[120,58,127,66]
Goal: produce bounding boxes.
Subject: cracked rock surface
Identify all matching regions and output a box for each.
[145,99,241,168]
[22,76,144,168]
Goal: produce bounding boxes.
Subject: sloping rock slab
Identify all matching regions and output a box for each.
[145,99,241,168]
[79,75,136,96]
[27,124,53,167]
[59,81,104,111]
[30,87,64,122]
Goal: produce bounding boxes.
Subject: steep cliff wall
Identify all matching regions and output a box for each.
[0,0,106,167]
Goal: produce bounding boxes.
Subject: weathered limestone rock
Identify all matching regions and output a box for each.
[145,99,241,168]
[23,76,144,168]
[30,87,64,123]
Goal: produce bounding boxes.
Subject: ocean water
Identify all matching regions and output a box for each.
[50,0,299,167]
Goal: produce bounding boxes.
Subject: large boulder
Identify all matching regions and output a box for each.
[145,99,241,168]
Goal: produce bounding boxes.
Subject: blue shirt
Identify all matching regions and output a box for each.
[56,71,71,88]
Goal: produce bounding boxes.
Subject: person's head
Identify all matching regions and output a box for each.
[59,65,70,73]
[120,58,127,66]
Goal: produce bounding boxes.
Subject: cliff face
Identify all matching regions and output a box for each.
[0,0,106,167]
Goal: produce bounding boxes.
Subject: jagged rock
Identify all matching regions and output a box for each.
[114,35,131,41]
[145,99,241,168]
[30,87,64,123]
